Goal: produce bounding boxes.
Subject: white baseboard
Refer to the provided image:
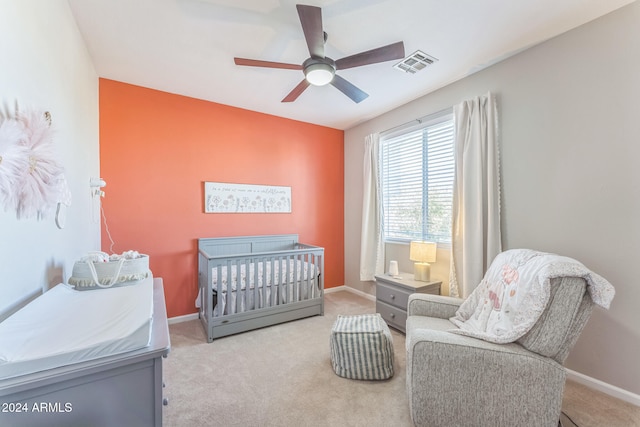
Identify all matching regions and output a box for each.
[327,285,376,301]
[566,369,640,407]
[323,285,345,294]
[168,312,199,325]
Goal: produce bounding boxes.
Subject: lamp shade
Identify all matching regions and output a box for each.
[409,241,437,263]
[304,62,334,86]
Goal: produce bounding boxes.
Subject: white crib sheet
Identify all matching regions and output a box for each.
[0,276,154,380]
[195,259,320,316]
[212,259,317,292]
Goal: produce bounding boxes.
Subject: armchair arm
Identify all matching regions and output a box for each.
[407,293,463,319]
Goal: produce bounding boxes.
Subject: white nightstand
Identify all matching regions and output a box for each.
[374,272,441,333]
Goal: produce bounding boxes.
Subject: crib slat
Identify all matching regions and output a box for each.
[279,256,284,305]
[299,253,304,301]
[303,254,308,300]
[216,260,223,316]
[287,255,292,303]
[267,256,272,306]
[287,255,298,302]
[254,256,259,310]
[273,257,277,306]
[316,252,320,298]
[232,258,239,314]
[203,254,211,319]
[308,252,314,299]
[242,258,248,313]
[282,255,288,304]
[307,253,313,299]
[256,257,267,308]
[312,253,318,297]
[294,254,298,301]
[304,252,310,300]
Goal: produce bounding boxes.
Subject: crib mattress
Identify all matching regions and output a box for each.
[0,276,154,380]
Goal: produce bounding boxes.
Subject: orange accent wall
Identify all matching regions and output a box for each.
[99,79,344,318]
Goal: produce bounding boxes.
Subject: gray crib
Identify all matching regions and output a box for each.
[197,234,324,342]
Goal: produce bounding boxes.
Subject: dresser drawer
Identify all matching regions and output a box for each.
[376,282,412,309]
[376,300,407,333]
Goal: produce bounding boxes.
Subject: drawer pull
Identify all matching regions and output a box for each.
[390,294,395,300]
[390,313,395,319]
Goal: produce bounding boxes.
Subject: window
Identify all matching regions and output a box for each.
[380,110,455,243]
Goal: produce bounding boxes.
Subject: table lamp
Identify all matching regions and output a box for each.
[409,241,437,281]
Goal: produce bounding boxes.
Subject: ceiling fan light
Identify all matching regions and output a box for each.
[304,63,334,86]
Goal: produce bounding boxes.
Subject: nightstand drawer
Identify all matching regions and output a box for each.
[376,300,407,333]
[376,282,412,309]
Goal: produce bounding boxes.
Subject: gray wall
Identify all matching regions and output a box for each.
[345,2,640,395]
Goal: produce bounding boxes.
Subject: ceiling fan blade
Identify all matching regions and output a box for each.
[282,79,311,102]
[234,57,302,70]
[296,4,324,59]
[335,41,405,70]
[331,74,368,103]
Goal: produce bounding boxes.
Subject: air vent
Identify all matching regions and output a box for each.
[393,50,438,74]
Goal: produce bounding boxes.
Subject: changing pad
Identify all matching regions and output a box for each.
[0,275,154,380]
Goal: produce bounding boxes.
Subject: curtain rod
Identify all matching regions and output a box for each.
[380,106,452,137]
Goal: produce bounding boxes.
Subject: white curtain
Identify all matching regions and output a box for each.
[449,92,502,298]
[360,133,385,281]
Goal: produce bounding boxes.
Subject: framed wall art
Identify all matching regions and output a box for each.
[204,182,291,213]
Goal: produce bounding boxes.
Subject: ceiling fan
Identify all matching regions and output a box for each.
[233,4,405,103]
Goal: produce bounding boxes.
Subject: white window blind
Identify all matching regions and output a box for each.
[380,111,454,243]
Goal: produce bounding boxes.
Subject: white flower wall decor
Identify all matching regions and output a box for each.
[0,103,70,222]
[0,117,29,209]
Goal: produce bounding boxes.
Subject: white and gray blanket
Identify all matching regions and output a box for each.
[450,249,615,343]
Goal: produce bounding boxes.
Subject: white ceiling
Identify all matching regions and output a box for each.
[67,0,634,130]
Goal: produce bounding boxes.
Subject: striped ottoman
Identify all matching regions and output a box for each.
[329,313,394,380]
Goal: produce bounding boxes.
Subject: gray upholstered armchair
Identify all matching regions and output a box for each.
[406,275,597,427]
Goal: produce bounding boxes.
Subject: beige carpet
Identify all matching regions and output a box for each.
[164,291,410,426]
[163,291,640,427]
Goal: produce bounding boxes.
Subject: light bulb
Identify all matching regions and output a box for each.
[304,63,334,86]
